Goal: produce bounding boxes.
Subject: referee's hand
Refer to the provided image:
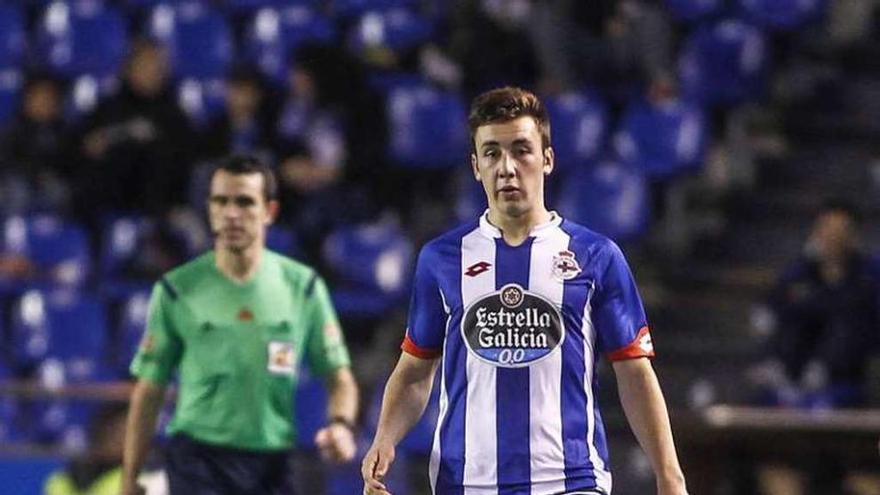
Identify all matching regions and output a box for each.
[362,441,395,495]
[315,423,357,463]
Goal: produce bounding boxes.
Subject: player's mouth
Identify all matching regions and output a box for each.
[497,185,521,197]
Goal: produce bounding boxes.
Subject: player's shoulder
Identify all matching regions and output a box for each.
[558,218,622,261]
[418,219,481,261]
[159,252,214,295]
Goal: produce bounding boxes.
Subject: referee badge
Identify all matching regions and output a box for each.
[552,250,581,281]
[267,341,296,375]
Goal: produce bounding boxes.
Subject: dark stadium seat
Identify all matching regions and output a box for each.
[0,4,26,70]
[0,358,23,444]
[614,96,708,180]
[331,0,419,18]
[382,78,468,169]
[148,1,234,80]
[0,68,22,126]
[176,76,227,127]
[346,7,434,56]
[294,364,326,451]
[34,0,128,80]
[0,215,91,296]
[321,218,413,319]
[266,223,302,258]
[227,0,321,16]
[663,0,724,22]
[243,5,336,84]
[556,158,652,242]
[116,289,150,376]
[738,0,826,31]
[678,18,770,107]
[543,90,609,175]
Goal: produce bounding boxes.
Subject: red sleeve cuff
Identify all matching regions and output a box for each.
[606,326,655,361]
[401,335,441,359]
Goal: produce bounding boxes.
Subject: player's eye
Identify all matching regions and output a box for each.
[483,149,499,158]
[234,197,256,207]
[209,196,227,206]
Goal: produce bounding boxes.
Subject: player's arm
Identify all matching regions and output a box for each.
[613,358,687,495]
[315,366,359,463]
[362,353,439,494]
[121,379,166,495]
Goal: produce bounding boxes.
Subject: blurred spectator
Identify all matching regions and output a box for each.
[0,74,74,214]
[41,404,127,495]
[748,198,880,494]
[200,65,275,163]
[75,38,195,222]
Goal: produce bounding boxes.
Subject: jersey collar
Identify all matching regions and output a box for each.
[478,209,562,240]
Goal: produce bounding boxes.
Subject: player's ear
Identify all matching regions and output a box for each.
[265,199,280,225]
[543,147,555,176]
[471,153,481,181]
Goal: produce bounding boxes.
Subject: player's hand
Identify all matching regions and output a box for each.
[362,441,395,495]
[315,423,357,464]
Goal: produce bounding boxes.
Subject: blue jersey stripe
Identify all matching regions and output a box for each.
[560,226,597,491]
[495,238,533,494]
[436,239,466,494]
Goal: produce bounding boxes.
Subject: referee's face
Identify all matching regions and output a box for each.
[472,116,554,220]
[208,170,277,254]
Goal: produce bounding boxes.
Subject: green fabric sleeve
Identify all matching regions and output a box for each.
[304,275,351,375]
[130,282,183,384]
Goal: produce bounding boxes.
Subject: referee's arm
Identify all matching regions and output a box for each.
[121,379,166,495]
[614,358,688,495]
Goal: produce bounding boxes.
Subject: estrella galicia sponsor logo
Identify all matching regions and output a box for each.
[461,284,565,368]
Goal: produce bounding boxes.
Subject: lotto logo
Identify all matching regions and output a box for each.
[465,261,492,277]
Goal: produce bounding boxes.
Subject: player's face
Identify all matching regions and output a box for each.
[208,170,277,254]
[472,116,554,219]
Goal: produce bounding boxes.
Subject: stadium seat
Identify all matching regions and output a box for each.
[294,365,326,451]
[243,6,336,84]
[331,0,418,18]
[738,0,826,31]
[614,96,708,180]
[543,90,609,174]
[0,69,22,127]
[148,1,234,80]
[556,159,652,242]
[266,223,301,258]
[176,77,226,128]
[321,218,413,319]
[678,19,770,107]
[382,79,468,169]
[116,289,150,376]
[34,0,128,80]
[0,358,23,443]
[0,5,26,70]
[347,7,434,56]
[663,0,723,22]
[0,215,91,296]
[227,0,321,16]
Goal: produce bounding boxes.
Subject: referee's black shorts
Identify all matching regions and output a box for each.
[165,434,296,495]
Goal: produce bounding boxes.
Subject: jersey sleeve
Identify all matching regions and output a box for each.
[401,247,445,359]
[592,240,655,361]
[303,274,351,376]
[130,280,183,384]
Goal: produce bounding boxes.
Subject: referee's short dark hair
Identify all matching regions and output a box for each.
[819,196,862,225]
[212,155,278,202]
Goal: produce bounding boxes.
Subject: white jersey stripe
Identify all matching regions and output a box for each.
[582,297,612,493]
[429,287,452,493]
[527,230,569,493]
[461,228,498,493]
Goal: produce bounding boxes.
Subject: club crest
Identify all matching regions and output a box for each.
[552,250,581,281]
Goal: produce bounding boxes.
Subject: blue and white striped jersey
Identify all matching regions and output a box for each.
[402,212,654,495]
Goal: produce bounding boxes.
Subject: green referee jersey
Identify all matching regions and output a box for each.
[130,250,350,451]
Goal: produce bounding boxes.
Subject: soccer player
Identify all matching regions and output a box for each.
[362,87,687,495]
[121,156,359,495]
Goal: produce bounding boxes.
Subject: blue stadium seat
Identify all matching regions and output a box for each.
[556,159,652,242]
[65,74,119,122]
[678,19,770,107]
[243,6,335,83]
[383,79,468,169]
[0,69,22,127]
[35,0,128,80]
[294,364,326,451]
[0,359,23,444]
[738,0,826,31]
[544,90,608,174]
[0,215,91,296]
[332,0,418,18]
[227,0,321,16]
[176,77,226,128]
[266,223,301,258]
[321,218,414,319]
[347,8,434,55]
[0,5,26,70]
[149,2,234,80]
[614,97,708,180]
[117,289,150,376]
[663,0,724,22]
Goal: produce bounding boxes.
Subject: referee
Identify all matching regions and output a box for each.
[121,155,359,495]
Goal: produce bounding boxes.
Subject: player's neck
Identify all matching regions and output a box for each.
[215,245,263,283]
[488,206,552,246]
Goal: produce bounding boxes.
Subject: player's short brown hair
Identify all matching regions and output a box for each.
[212,155,278,202]
[468,86,551,152]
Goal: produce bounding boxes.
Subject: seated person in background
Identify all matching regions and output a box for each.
[0,74,74,214]
[43,404,128,495]
[751,198,879,409]
[748,197,880,495]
